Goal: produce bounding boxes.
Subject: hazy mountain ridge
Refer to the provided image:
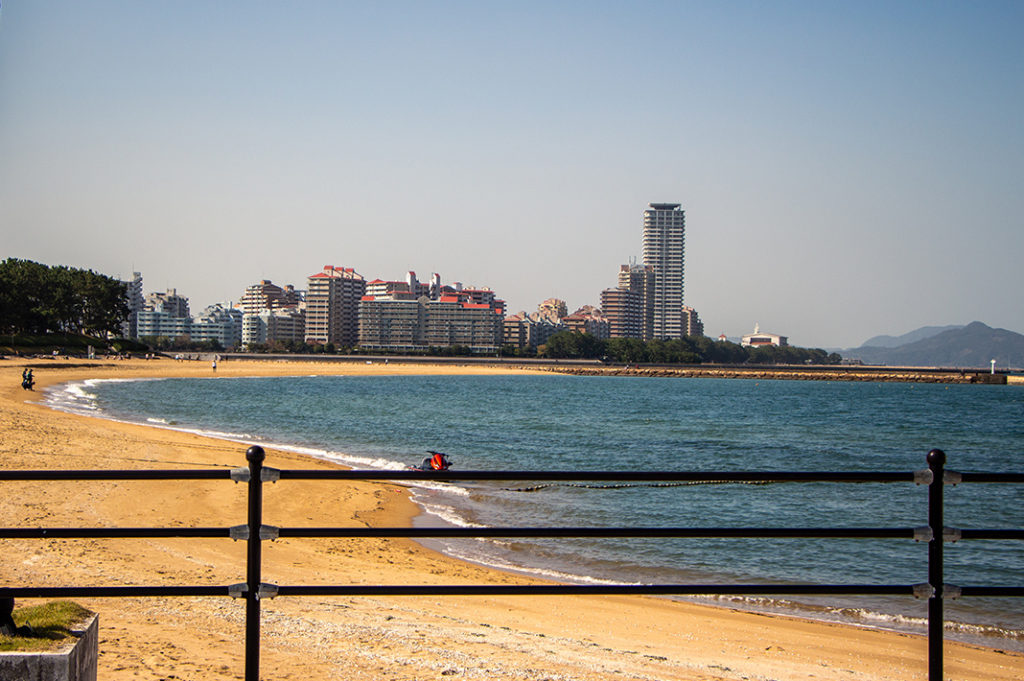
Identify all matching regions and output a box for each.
[859,325,962,348]
[843,322,1024,368]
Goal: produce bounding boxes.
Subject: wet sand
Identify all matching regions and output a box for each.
[1,357,1020,680]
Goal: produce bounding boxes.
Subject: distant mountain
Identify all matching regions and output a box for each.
[843,322,1024,368]
[859,325,962,349]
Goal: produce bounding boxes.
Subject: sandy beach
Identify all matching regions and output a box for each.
[1,357,1020,680]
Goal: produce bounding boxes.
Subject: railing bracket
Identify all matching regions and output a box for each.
[913,583,935,599]
[943,471,963,486]
[913,527,933,542]
[260,525,280,541]
[258,583,279,600]
[914,469,933,485]
[261,467,281,483]
[229,583,247,599]
[943,527,962,543]
[230,525,250,541]
[230,468,251,483]
[943,584,962,600]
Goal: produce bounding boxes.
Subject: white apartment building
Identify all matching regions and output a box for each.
[122,272,144,339]
[242,308,307,348]
[642,203,686,339]
[145,289,190,318]
[136,310,192,339]
[191,304,243,349]
[137,287,192,339]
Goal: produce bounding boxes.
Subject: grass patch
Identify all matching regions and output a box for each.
[0,601,94,652]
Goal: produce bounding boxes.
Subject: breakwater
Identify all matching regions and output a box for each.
[542,364,1009,383]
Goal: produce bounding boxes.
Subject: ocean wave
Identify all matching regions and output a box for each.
[44,377,174,417]
[413,499,484,528]
[310,447,408,471]
[688,593,1023,649]
[43,381,100,414]
[439,543,637,587]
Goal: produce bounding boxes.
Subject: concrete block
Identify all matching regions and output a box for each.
[0,613,97,681]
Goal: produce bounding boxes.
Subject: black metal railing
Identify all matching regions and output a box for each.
[1,447,1022,681]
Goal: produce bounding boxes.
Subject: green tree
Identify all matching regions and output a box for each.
[0,258,128,336]
[541,331,606,359]
[605,337,648,363]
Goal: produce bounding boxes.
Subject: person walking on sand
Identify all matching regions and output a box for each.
[212,359,217,372]
[21,368,34,390]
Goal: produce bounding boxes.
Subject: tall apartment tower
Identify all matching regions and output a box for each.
[304,265,366,347]
[122,272,144,339]
[642,202,685,339]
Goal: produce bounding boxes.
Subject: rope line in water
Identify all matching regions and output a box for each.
[503,480,772,492]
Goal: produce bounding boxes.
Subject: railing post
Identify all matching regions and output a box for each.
[927,448,945,681]
[245,445,265,681]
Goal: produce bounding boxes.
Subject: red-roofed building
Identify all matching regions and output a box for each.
[305,265,366,347]
[563,306,610,339]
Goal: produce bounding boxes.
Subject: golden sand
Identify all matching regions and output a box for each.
[1,357,1020,680]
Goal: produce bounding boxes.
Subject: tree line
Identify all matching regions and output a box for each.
[0,258,129,337]
[504,330,842,365]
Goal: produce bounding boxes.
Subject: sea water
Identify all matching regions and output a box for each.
[45,373,1024,649]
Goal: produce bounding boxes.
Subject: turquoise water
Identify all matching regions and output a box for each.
[46,374,1024,647]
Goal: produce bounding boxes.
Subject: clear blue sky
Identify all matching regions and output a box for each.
[2,1,1021,348]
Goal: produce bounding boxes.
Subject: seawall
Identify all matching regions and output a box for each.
[543,365,1010,384]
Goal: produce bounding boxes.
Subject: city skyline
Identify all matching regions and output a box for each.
[2,2,1022,348]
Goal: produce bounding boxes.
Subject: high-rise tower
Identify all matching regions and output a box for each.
[642,202,686,339]
[305,265,365,347]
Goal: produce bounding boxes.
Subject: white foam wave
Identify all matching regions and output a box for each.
[440,544,635,586]
[43,381,99,414]
[415,501,484,528]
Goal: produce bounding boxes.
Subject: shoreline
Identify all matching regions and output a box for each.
[2,358,1022,680]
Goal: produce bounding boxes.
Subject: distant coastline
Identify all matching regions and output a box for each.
[211,353,1017,384]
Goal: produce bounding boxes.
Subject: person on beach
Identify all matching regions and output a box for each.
[20,368,34,390]
[0,597,34,637]
[0,597,16,635]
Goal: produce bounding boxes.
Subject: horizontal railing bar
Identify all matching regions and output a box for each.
[959,529,1024,540]
[275,584,918,597]
[3,469,1021,483]
[0,586,232,598]
[0,469,232,481]
[0,527,924,540]
[0,527,231,539]
[276,527,918,539]
[0,527,933,540]
[277,469,918,483]
[958,586,1024,597]
[958,472,1024,483]
[7,583,1023,599]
